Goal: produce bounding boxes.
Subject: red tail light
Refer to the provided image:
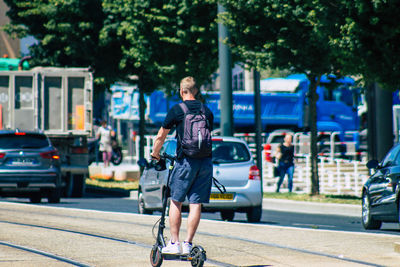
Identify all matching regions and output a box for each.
[249,165,260,180]
[40,150,60,160]
[15,132,26,135]
[71,147,88,154]
[0,153,5,159]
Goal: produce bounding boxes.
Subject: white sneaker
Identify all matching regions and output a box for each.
[161,240,181,254]
[182,241,192,255]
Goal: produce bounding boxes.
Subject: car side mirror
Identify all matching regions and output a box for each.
[137,158,149,168]
[366,159,379,169]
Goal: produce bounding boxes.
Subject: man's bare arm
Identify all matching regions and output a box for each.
[151,127,170,160]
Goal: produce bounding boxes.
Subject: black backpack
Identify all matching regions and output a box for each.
[179,102,212,158]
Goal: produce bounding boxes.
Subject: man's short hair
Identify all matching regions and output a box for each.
[180,76,198,96]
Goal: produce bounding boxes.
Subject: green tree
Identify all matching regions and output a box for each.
[339,0,400,160]
[218,0,350,194]
[101,0,219,160]
[340,0,400,90]
[3,0,121,87]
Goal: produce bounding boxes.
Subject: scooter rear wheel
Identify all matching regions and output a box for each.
[150,245,163,267]
[190,245,206,267]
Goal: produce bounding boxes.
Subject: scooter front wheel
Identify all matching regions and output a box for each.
[190,245,206,267]
[150,245,163,267]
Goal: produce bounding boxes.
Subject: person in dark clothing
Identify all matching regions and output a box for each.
[150,76,214,255]
[275,134,295,193]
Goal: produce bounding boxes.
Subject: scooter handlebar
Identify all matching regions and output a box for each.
[160,152,176,162]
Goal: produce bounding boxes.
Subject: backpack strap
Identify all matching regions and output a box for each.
[179,102,189,114]
[200,103,206,114]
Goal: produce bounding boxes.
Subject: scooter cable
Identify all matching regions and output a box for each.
[152,217,161,240]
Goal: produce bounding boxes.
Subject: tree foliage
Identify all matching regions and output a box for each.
[3,0,121,87]
[217,0,347,75]
[4,0,219,93]
[101,0,218,93]
[339,0,400,90]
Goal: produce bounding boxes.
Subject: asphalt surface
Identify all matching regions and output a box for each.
[1,201,400,266]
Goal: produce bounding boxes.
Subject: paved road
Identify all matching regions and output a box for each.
[1,193,399,235]
[1,201,400,266]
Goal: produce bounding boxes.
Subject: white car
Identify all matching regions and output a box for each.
[138,136,263,222]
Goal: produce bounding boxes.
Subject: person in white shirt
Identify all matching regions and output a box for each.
[96,121,113,168]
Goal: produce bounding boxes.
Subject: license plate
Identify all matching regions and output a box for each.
[9,158,37,166]
[210,193,234,200]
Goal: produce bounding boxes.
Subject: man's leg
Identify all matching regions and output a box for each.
[169,199,182,243]
[287,165,295,192]
[185,203,201,243]
[276,166,285,192]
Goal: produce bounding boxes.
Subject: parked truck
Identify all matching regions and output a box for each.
[0,67,93,197]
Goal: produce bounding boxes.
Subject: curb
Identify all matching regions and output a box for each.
[85,185,132,197]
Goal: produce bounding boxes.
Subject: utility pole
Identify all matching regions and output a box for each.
[367,82,393,161]
[253,69,263,194]
[218,4,233,136]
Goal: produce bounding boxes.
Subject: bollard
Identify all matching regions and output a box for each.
[263,143,272,162]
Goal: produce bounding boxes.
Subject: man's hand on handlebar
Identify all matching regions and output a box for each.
[150,152,160,161]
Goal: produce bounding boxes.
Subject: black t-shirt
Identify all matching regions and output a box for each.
[162,100,214,158]
[279,143,294,166]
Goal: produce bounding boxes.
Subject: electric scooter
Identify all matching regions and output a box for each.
[150,152,213,267]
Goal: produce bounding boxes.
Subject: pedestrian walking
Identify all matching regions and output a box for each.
[96,120,114,168]
[275,134,295,193]
[150,76,214,255]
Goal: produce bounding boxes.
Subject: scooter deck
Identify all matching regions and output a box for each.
[162,253,192,261]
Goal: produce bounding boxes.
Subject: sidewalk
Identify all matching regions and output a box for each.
[262,198,360,217]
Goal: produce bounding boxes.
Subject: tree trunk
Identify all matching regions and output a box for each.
[308,75,320,195]
[138,75,146,167]
[367,82,394,161]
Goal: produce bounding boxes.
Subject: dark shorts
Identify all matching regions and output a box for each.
[169,157,213,204]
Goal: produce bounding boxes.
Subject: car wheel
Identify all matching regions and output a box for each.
[362,193,382,230]
[30,194,41,203]
[220,210,234,221]
[138,190,153,215]
[247,205,262,223]
[48,188,61,203]
[64,174,85,198]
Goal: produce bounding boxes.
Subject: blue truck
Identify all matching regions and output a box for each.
[142,74,359,133]
[111,74,362,158]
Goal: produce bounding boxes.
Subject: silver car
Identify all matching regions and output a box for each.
[0,130,62,203]
[138,136,263,222]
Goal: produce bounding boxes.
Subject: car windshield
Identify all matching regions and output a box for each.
[212,141,250,163]
[0,133,50,149]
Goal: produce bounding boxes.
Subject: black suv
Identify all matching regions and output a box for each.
[362,143,400,230]
[0,130,62,203]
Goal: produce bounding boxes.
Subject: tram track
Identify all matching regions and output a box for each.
[0,240,90,267]
[0,219,233,266]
